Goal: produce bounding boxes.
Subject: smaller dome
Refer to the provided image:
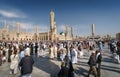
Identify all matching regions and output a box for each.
[60,32,65,35]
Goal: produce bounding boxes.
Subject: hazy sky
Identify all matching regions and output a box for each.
[0,0,120,37]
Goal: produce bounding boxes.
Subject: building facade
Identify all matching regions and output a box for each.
[0,21,33,41]
[0,11,73,42]
[38,10,72,42]
[116,33,120,41]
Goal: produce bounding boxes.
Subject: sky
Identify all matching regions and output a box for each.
[0,0,120,37]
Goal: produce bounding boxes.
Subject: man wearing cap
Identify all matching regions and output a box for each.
[25,44,30,56]
[87,51,97,77]
[19,49,34,77]
[96,50,102,77]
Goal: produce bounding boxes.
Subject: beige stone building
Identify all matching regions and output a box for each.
[0,20,33,41]
[0,11,73,42]
[36,10,73,42]
[116,33,120,41]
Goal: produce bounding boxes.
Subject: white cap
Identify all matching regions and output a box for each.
[92,51,95,53]
[27,43,29,46]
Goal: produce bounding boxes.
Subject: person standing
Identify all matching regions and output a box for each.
[19,50,34,77]
[71,47,78,64]
[0,52,2,66]
[10,49,19,74]
[53,44,57,59]
[96,50,102,77]
[49,45,54,59]
[58,55,74,77]
[25,44,30,56]
[35,43,38,56]
[8,44,13,62]
[19,46,25,62]
[60,48,67,61]
[30,43,33,55]
[98,41,103,54]
[87,51,97,77]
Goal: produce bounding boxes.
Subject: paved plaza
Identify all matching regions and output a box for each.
[0,48,120,77]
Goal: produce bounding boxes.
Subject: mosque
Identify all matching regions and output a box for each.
[0,11,73,42]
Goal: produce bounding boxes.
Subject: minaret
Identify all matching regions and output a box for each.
[50,10,55,33]
[92,24,95,40]
[71,26,74,40]
[12,21,14,32]
[26,26,27,33]
[50,10,57,42]
[34,26,39,41]
[35,26,38,34]
[4,20,7,29]
[17,22,21,33]
[54,19,57,34]
[65,25,68,40]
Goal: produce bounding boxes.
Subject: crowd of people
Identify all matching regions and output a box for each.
[108,40,120,63]
[0,40,119,77]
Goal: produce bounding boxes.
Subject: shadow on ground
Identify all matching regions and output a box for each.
[33,56,60,77]
[101,64,120,74]
[75,67,88,77]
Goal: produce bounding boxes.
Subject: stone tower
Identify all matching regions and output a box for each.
[4,20,7,29]
[12,21,15,32]
[17,22,21,33]
[71,26,74,40]
[34,26,39,41]
[35,26,38,33]
[50,10,57,42]
[65,25,68,40]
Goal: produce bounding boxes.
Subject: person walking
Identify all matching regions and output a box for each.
[87,51,98,77]
[53,44,58,59]
[19,50,34,77]
[58,55,74,77]
[10,49,19,74]
[34,43,38,56]
[71,47,78,64]
[19,46,25,62]
[96,50,102,77]
[49,45,54,59]
[0,52,2,66]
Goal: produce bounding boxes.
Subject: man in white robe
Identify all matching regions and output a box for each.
[71,48,78,64]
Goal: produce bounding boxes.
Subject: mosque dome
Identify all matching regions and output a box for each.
[60,32,65,35]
